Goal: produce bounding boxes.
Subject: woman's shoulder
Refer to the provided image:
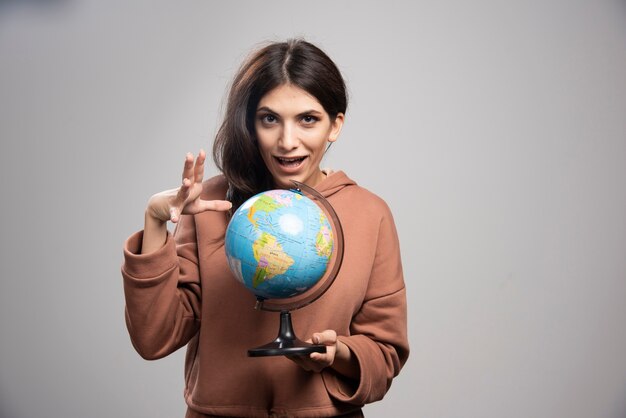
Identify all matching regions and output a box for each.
[200,174,229,200]
[327,170,394,217]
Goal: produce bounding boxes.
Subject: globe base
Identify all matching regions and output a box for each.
[248,311,327,357]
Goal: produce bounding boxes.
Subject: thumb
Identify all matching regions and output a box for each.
[313,330,337,345]
[197,199,232,212]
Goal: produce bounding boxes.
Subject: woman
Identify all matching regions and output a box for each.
[122,39,409,418]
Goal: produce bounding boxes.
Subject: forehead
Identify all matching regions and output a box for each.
[257,84,324,112]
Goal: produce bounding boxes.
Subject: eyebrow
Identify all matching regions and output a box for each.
[256,106,324,117]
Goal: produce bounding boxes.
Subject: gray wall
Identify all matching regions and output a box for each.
[1,1,625,417]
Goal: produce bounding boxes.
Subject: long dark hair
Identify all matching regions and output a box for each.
[212,38,348,209]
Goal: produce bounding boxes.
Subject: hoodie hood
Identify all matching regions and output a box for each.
[314,170,357,198]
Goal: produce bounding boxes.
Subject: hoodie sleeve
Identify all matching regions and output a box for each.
[322,205,409,404]
[121,213,201,360]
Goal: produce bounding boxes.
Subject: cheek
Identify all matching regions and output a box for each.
[306,130,331,149]
[255,131,273,152]
[300,130,320,140]
[300,127,330,144]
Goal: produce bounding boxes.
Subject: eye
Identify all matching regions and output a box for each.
[301,115,319,124]
[260,114,278,124]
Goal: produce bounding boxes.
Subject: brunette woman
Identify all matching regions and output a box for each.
[122,39,409,418]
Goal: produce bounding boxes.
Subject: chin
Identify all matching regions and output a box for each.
[270,170,316,189]
[272,177,296,189]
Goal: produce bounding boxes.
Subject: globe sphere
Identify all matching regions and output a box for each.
[225,189,334,300]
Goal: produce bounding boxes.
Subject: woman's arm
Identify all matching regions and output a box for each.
[122,150,231,359]
[122,215,201,359]
[322,207,410,404]
[289,202,409,402]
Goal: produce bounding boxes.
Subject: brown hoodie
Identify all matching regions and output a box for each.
[122,171,409,417]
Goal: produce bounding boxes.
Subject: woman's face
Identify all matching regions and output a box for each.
[255,84,344,189]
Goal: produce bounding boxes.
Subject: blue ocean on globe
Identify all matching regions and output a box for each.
[224,189,334,300]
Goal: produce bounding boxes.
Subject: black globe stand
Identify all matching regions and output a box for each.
[247,311,327,357]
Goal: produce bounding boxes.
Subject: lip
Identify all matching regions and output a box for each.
[272,155,308,174]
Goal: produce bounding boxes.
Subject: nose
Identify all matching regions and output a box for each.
[278,122,300,151]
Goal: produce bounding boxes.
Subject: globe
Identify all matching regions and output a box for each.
[225,188,334,301]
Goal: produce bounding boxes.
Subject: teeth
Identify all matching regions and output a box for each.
[277,156,305,164]
[276,156,305,167]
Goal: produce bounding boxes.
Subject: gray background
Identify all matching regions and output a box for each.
[1,0,625,417]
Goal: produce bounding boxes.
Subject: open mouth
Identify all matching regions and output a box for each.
[274,156,307,168]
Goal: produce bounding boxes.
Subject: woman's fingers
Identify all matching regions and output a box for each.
[182,152,194,183]
[199,199,232,212]
[166,151,230,222]
[169,207,181,223]
[183,198,232,215]
[312,330,337,345]
[287,355,313,371]
[181,150,205,185]
[170,178,192,223]
[286,330,338,372]
[194,149,206,183]
[174,177,192,207]
[308,331,337,366]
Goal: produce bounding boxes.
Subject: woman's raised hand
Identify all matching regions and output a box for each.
[141,150,231,254]
[146,150,232,224]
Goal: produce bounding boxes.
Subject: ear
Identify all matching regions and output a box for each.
[328,113,345,143]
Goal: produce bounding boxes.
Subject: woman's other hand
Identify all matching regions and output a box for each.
[288,330,359,379]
